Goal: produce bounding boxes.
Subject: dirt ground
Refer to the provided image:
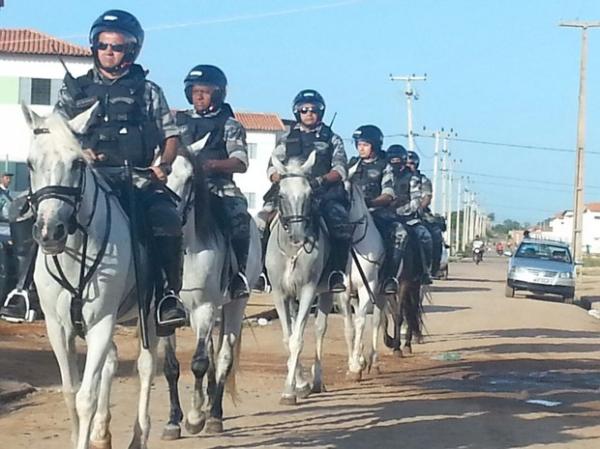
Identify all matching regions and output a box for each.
[1,255,600,449]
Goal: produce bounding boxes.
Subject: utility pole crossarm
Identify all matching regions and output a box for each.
[559,21,600,29]
[390,74,427,152]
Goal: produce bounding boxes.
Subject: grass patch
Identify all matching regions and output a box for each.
[582,257,600,268]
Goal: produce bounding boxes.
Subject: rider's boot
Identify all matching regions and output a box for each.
[1,209,37,323]
[328,238,350,293]
[382,247,403,295]
[155,236,187,328]
[253,211,273,293]
[230,235,250,300]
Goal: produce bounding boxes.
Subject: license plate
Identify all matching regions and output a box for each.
[533,278,551,284]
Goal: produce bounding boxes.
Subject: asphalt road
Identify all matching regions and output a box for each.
[1,255,599,449]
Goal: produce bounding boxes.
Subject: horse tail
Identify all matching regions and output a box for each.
[403,282,424,340]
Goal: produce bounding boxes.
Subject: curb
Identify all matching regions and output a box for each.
[0,381,36,405]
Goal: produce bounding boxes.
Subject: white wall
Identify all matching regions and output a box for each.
[547,211,600,254]
[234,130,276,216]
[0,54,92,163]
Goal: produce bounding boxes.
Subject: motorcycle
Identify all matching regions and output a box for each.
[473,248,483,265]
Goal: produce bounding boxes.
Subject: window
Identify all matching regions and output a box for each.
[244,192,256,209]
[31,78,52,105]
[247,142,258,159]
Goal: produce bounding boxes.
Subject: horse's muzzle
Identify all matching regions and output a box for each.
[33,219,68,254]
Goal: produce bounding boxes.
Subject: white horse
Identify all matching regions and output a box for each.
[265,153,333,405]
[340,178,386,380]
[160,151,261,439]
[21,104,157,449]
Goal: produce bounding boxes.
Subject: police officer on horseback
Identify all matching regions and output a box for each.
[0,10,189,330]
[387,145,433,285]
[406,150,444,277]
[175,65,251,299]
[348,125,405,294]
[265,89,351,292]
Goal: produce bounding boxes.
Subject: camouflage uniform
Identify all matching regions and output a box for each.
[0,187,11,222]
[267,123,351,240]
[391,166,433,280]
[417,171,443,274]
[175,105,250,247]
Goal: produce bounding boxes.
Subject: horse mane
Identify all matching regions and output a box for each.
[177,148,217,239]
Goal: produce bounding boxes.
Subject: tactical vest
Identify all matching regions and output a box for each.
[393,168,412,210]
[175,105,234,181]
[284,124,334,178]
[349,154,387,202]
[66,65,160,167]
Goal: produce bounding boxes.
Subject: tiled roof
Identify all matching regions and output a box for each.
[234,112,285,132]
[585,202,600,212]
[0,29,91,57]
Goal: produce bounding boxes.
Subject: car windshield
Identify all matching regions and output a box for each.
[515,242,572,263]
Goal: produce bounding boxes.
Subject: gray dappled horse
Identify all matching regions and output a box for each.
[161,151,261,438]
[341,175,387,380]
[21,104,157,449]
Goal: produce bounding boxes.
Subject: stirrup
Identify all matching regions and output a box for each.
[253,272,271,294]
[382,277,399,295]
[156,291,187,327]
[230,272,250,300]
[0,289,36,323]
[328,271,347,293]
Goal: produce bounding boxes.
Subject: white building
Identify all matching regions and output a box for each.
[0,29,92,190]
[233,112,286,216]
[541,203,600,254]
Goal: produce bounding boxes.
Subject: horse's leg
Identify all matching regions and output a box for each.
[349,285,370,381]
[127,320,158,449]
[280,286,315,405]
[74,317,114,449]
[45,316,80,448]
[311,292,332,394]
[185,303,215,435]
[89,341,118,449]
[206,297,247,434]
[160,334,184,440]
[367,294,384,375]
[337,290,355,374]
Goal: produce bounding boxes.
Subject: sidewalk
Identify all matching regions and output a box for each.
[0,380,35,405]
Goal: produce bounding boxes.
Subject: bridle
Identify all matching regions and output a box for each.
[277,173,313,231]
[28,126,113,337]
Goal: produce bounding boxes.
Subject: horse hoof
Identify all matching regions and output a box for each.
[279,394,297,406]
[393,349,404,358]
[184,415,206,435]
[404,345,413,354]
[346,371,362,382]
[296,383,312,399]
[371,365,382,375]
[90,435,112,449]
[205,418,224,434]
[161,424,181,441]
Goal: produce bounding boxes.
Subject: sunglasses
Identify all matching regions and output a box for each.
[299,107,320,114]
[95,42,127,53]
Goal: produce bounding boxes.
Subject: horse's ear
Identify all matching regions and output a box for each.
[270,155,287,176]
[21,103,41,129]
[67,101,100,135]
[300,151,317,175]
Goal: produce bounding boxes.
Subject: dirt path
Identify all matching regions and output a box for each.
[1,256,599,448]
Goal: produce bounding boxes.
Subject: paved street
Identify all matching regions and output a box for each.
[1,256,599,448]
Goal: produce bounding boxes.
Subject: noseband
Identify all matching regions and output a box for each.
[278,173,313,230]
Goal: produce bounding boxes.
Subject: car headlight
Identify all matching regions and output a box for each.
[559,272,573,279]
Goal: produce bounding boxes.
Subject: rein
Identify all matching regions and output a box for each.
[29,136,113,337]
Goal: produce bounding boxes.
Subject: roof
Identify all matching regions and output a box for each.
[234,112,285,132]
[0,29,91,57]
[585,202,600,212]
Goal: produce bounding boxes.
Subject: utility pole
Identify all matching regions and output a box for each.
[559,21,600,266]
[431,130,440,213]
[461,180,470,253]
[441,135,448,219]
[455,175,463,254]
[390,74,426,152]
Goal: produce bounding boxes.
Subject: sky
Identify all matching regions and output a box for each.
[3,0,600,223]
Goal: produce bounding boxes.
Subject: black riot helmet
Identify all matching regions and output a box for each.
[353,125,384,153]
[89,10,144,74]
[407,150,421,169]
[184,64,228,106]
[386,144,408,166]
[292,89,326,121]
